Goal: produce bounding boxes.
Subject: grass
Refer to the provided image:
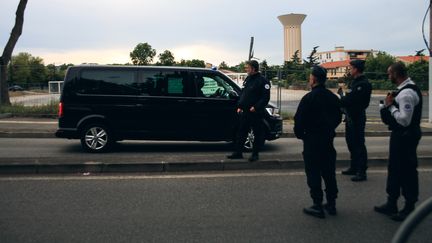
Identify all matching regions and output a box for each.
[281,111,294,121]
[0,102,58,118]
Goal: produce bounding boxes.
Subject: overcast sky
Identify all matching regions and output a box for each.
[0,0,430,66]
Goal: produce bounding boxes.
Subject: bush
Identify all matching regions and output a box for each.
[0,102,58,118]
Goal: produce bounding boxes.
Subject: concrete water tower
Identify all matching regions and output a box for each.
[277,13,307,62]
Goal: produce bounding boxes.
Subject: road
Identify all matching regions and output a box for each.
[0,137,431,165]
[0,170,431,243]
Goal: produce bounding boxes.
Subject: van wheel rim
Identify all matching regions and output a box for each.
[244,130,254,150]
[85,127,107,150]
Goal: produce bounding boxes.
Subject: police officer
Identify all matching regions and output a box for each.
[374,62,422,221]
[338,59,372,182]
[294,66,342,218]
[227,60,270,162]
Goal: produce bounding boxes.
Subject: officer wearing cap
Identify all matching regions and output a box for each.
[374,62,422,221]
[294,66,342,218]
[227,60,270,162]
[338,59,372,182]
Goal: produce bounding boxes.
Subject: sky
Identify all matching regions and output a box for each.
[0,0,430,66]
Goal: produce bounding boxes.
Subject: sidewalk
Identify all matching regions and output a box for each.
[0,117,431,138]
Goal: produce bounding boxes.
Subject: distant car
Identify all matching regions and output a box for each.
[8,85,24,91]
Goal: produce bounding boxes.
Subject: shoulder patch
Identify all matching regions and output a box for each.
[404,104,412,110]
[264,84,270,89]
[357,86,362,91]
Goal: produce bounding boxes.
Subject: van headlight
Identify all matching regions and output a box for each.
[266,107,280,117]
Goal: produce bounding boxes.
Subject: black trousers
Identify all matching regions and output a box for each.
[234,111,265,154]
[302,134,338,204]
[345,115,368,173]
[386,129,421,204]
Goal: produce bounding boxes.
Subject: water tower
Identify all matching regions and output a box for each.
[277,14,307,62]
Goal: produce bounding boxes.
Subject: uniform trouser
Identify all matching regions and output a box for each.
[234,112,265,154]
[386,129,421,204]
[345,115,368,174]
[302,135,338,205]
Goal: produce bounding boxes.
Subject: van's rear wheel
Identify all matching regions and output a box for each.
[80,124,112,153]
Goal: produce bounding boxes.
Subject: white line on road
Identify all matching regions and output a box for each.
[0,120,57,124]
[1,169,432,181]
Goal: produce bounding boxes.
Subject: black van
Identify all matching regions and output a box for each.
[55,65,282,152]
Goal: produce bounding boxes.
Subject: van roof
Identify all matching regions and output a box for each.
[70,65,217,72]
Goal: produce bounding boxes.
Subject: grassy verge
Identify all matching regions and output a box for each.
[281,111,294,121]
[0,102,58,118]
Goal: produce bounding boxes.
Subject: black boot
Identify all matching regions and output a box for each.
[226,152,243,159]
[351,172,367,182]
[391,203,415,222]
[341,167,357,175]
[374,200,398,216]
[303,204,325,219]
[324,201,337,216]
[248,153,259,162]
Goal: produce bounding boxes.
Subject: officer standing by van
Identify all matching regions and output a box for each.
[294,66,342,218]
[227,60,270,162]
[338,59,372,182]
[374,62,422,221]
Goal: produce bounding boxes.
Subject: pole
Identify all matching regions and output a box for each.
[429,0,432,123]
[248,37,254,61]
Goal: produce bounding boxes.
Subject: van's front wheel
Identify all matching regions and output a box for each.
[80,124,112,153]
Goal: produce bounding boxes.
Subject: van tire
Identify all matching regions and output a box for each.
[80,124,113,153]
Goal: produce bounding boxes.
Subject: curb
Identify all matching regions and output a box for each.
[1,157,431,175]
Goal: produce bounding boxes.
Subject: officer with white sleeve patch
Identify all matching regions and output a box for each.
[375,62,423,222]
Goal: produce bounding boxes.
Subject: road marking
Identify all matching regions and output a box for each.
[0,169,431,181]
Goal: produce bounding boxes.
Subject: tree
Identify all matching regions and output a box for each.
[218,61,229,70]
[130,43,156,65]
[364,51,395,80]
[8,52,46,86]
[408,60,428,90]
[304,46,319,68]
[177,59,205,68]
[415,49,426,56]
[157,50,175,66]
[0,0,28,105]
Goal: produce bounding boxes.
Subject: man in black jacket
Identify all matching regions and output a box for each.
[227,60,270,162]
[338,59,372,182]
[374,62,422,221]
[294,66,342,218]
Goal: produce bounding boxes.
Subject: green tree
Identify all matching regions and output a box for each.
[0,0,28,105]
[177,59,205,67]
[8,52,46,86]
[304,46,319,68]
[365,51,395,80]
[130,43,156,65]
[408,60,428,90]
[218,61,229,70]
[157,50,175,66]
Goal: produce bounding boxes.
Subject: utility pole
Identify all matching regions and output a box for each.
[248,37,254,61]
[429,0,432,123]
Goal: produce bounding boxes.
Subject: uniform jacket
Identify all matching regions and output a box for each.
[294,84,342,139]
[237,72,270,112]
[341,75,372,119]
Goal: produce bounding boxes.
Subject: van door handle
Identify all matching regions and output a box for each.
[177,100,188,103]
[136,104,144,107]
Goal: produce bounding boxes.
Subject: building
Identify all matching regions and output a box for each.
[317,46,377,80]
[277,14,307,62]
[396,56,429,64]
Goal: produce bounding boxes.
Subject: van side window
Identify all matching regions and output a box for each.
[142,70,194,97]
[77,70,139,95]
[194,73,234,99]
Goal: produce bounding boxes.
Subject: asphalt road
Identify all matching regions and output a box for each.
[0,137,431,165]
[0,170,431,243]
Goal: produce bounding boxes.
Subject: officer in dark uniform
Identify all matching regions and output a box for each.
[375,62,422,221]
[227,60,270,162]
[294,66,342,218]
[338,59,372,182]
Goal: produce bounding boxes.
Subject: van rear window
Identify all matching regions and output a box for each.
[76,70,140,95]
